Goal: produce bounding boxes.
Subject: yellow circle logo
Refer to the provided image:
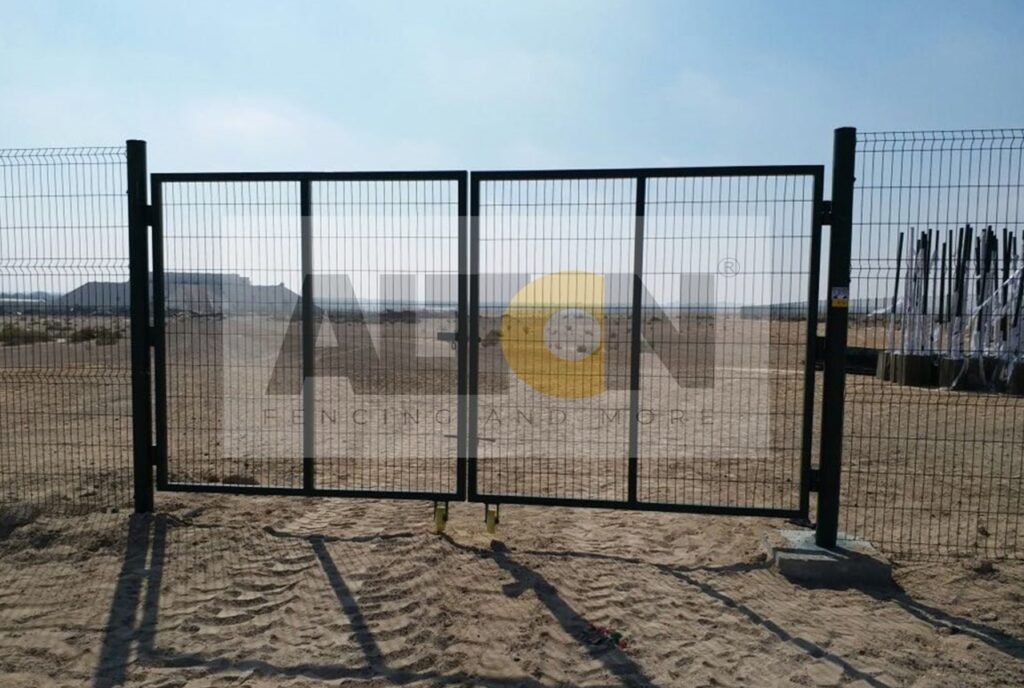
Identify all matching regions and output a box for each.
[500,271,605,399]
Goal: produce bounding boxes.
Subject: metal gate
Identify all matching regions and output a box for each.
[22,131,1020,557]
[149,171,468,501]
[142,164,824,519]
[468,167,825,518]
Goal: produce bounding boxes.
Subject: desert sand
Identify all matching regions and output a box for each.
[2,314,1023,686]
[1,496,1024,687]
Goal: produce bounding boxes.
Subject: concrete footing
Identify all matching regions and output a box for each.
[938,356,995,390]
[763,530,893,588]
[876,351,937,387]
[894,353,936,386]
[876,352,1022,396]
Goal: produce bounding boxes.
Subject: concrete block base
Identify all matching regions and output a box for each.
[763,530,893,588]
[937,356,964,388]
[939,356,1002,391]
[893,353,937,387]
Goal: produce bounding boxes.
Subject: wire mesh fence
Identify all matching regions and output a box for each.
[153,173,464,499]
[638,173,821,513]
[311,178,463,496]
[0,147,133,514]
[841,130,1024,558]
[3,134,1023,560]
[470,168,822,515]
[156,179,304,490]
[472,174,637,504]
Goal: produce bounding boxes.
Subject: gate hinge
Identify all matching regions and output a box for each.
[148,325,158,348]
[144,204,157,227]
[437,331,458,349]
[148,445,159,469]
[818,200,833,226]
[806,468,821,492]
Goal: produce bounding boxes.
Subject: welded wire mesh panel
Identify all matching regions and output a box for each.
[0,147,132,513]
[842,130,1024,558]
[158,180,303,489]
[473,176,636,501]
[638,174,818,511]
[312,179,461,495]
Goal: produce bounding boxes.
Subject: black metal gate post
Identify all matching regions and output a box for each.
[301,179,315,494]
[456,173,469,499]
[127,139,154,514]
[626,175,647,504]
[466,176,481,501]
[816,127,856,548]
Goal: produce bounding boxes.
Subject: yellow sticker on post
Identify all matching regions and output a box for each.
[831,286,849,308]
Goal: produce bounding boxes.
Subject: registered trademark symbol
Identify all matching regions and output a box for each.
[718,257,740,277]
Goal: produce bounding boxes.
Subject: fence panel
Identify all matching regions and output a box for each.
[470,167,822,516]
[842,130,1024,558]
[154,177,304,491]
[470,172,638,505]
[152,172,466,500]
[0,147,132,514]
[638,171,822,515]
[310,177,465,497]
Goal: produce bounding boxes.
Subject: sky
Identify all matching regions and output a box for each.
[2,1,1023,174]
[2,1,1022,310]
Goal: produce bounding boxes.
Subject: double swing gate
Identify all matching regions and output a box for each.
[129,139,852,541]
[12,129,1024,557]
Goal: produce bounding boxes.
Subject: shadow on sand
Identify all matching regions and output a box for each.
[93,515,599,687]
[93,514,1024,688]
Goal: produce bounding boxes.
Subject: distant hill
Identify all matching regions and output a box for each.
[60,273,300,315]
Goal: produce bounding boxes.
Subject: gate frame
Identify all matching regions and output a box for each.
[147,170,469,503]
[129,155,853,548]
[468,165,826,519]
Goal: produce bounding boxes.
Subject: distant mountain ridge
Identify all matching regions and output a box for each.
[60,273,299,315]
[3,276,891,319]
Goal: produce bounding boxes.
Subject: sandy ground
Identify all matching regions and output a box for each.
[2,315,1024,686]
[3,315,1019,555]
[2,495,1024,688]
